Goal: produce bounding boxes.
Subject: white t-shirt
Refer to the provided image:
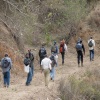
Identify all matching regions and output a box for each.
[88,39,95,50]
[41,57,52,70]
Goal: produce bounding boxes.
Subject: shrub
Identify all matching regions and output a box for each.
[59,68,100,100]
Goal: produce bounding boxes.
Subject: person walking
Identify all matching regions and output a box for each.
[28,50,34,76]
[39,44,47,67]
[59,39,68,65]
[50,52,57,81]
[24,53,32,86]
[88,36,95,61]
[76,40,85,67]
[51,41,59,66]
[1,54,12,88]
[41,55,52,87]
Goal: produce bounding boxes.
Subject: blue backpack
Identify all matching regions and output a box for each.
[76,43,82,51]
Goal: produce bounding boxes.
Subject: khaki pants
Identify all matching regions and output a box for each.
[44,69,50,86]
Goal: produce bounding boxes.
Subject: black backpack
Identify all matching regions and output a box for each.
[50,55,56,67]
[2,58,10,68]
[88,40,93,47]
[40,48,46,57]
[24,58,30,66]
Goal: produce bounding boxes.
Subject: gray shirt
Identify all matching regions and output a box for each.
[1,57,12,73]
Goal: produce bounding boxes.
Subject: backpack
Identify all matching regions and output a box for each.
[40,48,46,57]
[76,43,82,51]
[50,55,56,67]
[88,40,93,47]
[24,58,30,66]
[59,44,65,53]
[51,45,57,53]
[2,58,10,68]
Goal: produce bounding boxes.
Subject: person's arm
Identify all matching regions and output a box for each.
[82,44,85,55]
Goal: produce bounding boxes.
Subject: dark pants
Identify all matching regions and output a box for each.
[77,51,83,65]
[40,57,44,66]
[61,52,65,64]
[30,63,34,77]
[89,49,94,61]
[3,71,10,87]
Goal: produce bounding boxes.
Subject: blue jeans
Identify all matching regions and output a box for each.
[50,67,55,80]
[3,71,10,86]
[26,68,32,85]
[31,64,34,77]
[89,50,94,61]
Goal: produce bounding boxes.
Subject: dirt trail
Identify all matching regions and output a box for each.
[0,51,99,100]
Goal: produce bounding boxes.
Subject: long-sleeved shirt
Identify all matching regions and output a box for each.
[1,57,12,73]
[88,39,95,50]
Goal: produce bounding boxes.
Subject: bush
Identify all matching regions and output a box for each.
[59,68,100,100]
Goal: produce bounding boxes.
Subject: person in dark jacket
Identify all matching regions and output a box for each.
[28,50,34,76]
[76,40,85,67]
[24,53,32,86]
[39,44,47,67]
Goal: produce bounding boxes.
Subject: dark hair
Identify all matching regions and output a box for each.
[5,54,8,57]
[90,36,92,39]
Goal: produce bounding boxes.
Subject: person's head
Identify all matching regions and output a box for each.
[28,49,31,53]
[5,54,8,57]
[25,53,29,58]
[80,40,82,44]
[54,41,56,45]
[90,36,92,39]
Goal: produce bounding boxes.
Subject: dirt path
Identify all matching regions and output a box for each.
[0,51,99,100]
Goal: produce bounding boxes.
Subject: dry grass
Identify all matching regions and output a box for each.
[59,67,100,100]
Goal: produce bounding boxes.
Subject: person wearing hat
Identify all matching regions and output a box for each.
[41,54,52,87]
[51,41,59,67]
[1,54,12,88]
[88,36,95,61]
[76,40,85,67]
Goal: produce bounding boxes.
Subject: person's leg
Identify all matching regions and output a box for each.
[80,52,83,67]
[6,71,10,87]
[50,68,53,80]
[3,72,7,87]
[26,68,32,85]
[31,64,34,77]
[90,50,92,61]
[44,69,50,87]
[77,51,80,66]
[92,49,94,60]
[52,67,55,81]
[61,53,64,65]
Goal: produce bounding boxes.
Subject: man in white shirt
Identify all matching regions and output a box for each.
[88,36,95,61]
[41,55,52,87]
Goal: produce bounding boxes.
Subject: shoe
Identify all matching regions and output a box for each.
[4,84,6,87]
[26,83,31,86]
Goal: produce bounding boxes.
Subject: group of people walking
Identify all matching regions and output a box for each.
[0,36,95,88]
[76,36,95,67]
